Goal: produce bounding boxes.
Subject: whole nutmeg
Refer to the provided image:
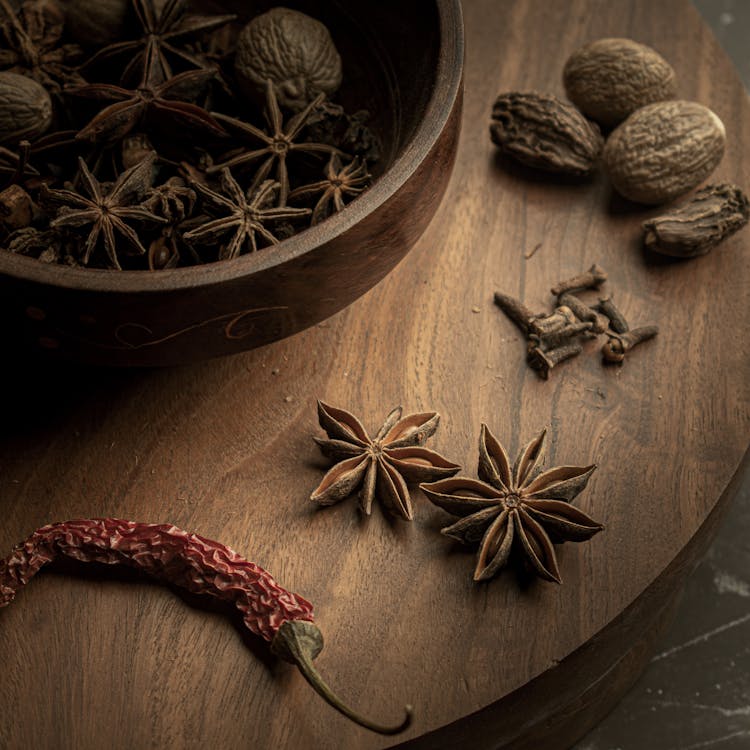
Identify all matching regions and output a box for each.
[490,91,604,176]
[603,100,725,205]
[234,7,342,111]
[563,38,677,128]
[0,72,53,145]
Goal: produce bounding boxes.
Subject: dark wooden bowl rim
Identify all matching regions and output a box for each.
[0,1,464,294]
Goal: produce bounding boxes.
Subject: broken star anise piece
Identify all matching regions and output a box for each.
[421,426,602,583]
[0,0,84,94]
[209,79,340,205]
[40,153,166,269]
[311,401,461,521]
[182,170,310,260]
[288,153,371,225]
[81,0,236,86]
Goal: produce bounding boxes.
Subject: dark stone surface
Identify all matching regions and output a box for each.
[574,5,750,747]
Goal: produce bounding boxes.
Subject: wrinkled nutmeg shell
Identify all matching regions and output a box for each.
[0,72,53,145]
[489,92,604,176]
[234,7,342,112]
[603,100,725,205]
[643,183,749,257]
[563,38,677,128]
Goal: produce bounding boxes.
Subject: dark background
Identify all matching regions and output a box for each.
[574,3,750,748]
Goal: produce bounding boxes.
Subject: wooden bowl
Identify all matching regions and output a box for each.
[0,0,463,366]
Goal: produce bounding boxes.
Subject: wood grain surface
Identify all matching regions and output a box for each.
[1,1,749,748]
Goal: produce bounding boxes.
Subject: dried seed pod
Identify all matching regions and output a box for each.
[234,7,342,111]
[490,92,604,176]
[0,184,34,230]
[603,100,726,205]
[563,38,677,128]
[0,72,53,145]
[602,326,658,363]
[643,183,749,257]
[527,342,583,379]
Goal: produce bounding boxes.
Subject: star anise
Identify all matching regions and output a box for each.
[310,401,461,520]
[81,0,235,86]
[182,170,310,260]
[145,175,196,223]
[40,154,166,269]
[421,426,602,582]
[209,79,340,205]
[288,154,371,225]
[0,0,84,94]
[68,50,226,145]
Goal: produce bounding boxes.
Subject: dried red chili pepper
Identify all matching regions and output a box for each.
[0,518,412,735]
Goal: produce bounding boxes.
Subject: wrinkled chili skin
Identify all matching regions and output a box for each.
[0,518,315,641]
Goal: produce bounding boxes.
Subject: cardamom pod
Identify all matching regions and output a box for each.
[643,183,749,257]
[489,92,603,176]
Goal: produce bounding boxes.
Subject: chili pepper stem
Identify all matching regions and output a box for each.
[271,620,413,735]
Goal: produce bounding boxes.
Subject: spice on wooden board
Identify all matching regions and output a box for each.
[494,264,661,376]
[311,401,460,520]
[0,518,412,735]
[563,38,677,128]
[602,100,726,205]
[421,426,602,583]
[643,183,749,257]
[489,91,603,176]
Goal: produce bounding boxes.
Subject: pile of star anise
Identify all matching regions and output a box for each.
[0,0,379,270]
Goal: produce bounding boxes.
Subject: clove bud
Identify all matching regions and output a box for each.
[551,263,607,296]
[602,325,658,363]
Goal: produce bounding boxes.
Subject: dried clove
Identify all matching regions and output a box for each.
[557,292,609,333]
[551,263,608,296]
[528,305,578,336]
[493,291,540,334]
[602,325,658,363]
[527,342,583,379]
[529,321,593,352]
[597,297,629,334]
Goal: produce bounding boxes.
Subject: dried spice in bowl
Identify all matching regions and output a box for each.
[0,0,381,270]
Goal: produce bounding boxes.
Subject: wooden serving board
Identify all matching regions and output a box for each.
[1,1,748,748]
